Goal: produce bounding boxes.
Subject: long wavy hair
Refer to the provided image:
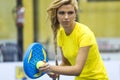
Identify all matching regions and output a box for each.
[47,0,78,64]
[47,0,78,37]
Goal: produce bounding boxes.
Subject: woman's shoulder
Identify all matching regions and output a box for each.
[75,22,91,32]
[76,22,90,29]
[75,22,95,37]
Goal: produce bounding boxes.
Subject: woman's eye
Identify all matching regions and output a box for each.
[68,11,74,15]
[58,11,65,15]
[58,11,74,15]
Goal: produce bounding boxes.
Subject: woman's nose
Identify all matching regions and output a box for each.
[65,13,69,19]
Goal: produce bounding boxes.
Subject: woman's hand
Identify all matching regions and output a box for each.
[38,62,50,73]
[38,62,59,79]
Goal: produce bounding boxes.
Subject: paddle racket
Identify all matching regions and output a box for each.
[23,42,48,79]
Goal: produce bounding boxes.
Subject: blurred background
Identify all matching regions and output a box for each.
[0,0,120,80]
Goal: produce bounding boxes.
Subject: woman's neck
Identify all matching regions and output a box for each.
[64,22,76,35]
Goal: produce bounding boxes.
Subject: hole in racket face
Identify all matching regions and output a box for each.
[23,43,48,79]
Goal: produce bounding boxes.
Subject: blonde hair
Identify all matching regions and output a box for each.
[47,0,78,36]
[47,0,78,65]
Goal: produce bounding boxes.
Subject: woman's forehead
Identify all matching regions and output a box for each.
[58,4,75,11]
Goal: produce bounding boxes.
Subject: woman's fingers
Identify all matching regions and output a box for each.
[38,63,50,72]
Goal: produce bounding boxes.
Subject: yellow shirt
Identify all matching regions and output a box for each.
[57,22,108,80]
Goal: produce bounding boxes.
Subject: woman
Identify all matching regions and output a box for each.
[39,0,109,80]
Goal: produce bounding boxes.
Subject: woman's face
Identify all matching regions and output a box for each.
[57,4,76,28]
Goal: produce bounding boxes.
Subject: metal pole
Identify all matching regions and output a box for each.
[16,0,24,61]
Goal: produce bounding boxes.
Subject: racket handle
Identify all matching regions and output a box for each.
[52,77,60,80]
[52,78,56,80]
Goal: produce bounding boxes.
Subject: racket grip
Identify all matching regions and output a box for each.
[52,77,59,80]
[52,78,56,80]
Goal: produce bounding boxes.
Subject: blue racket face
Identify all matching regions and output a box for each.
[23,42,48,79]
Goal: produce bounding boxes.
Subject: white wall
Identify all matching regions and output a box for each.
[0,61,120,80]
[105,61,120,80]
[101,52,120,61]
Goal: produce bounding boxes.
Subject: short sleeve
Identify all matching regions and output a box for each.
[79,33,95,47]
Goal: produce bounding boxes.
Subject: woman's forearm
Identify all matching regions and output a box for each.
[50,65,82,76]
